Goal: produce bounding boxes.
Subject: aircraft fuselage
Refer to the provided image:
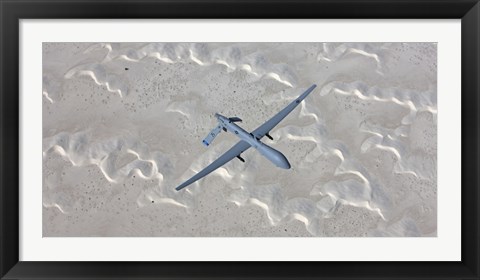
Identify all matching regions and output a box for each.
[215,113,291,169]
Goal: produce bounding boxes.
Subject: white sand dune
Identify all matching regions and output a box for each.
[43,42,437,237]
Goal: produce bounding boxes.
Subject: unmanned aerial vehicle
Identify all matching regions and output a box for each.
[176,84,317,191]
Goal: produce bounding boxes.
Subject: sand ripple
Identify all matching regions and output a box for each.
[58,43,296,101]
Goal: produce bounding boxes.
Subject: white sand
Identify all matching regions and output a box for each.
[43,42,437,237]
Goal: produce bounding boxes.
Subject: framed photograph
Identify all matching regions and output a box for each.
[1,0,479,279]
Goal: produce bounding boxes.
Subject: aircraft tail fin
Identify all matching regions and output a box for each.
[202,125,222,147]
[228,117,242,123]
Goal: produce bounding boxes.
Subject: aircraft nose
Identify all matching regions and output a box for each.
[278,155,291,169]
[269,147,291,169]
[257,143,291,169]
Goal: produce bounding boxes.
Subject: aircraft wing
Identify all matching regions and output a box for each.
[175,140,251,191]
[252,84,317,139]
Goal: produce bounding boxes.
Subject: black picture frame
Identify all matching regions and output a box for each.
[1,0,479,279]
